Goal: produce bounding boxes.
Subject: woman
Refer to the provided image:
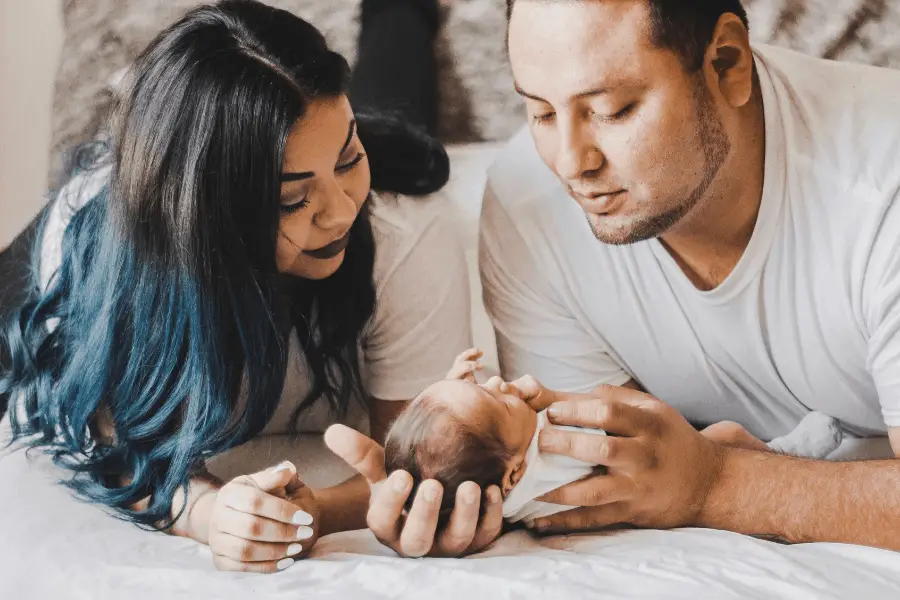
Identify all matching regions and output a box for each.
[0,0,501,572]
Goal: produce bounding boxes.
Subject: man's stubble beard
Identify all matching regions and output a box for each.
[588,76,732,246]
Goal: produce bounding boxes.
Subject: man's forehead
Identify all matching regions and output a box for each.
[508,1,665,100]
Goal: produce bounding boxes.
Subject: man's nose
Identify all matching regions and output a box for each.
[555,118,605,182]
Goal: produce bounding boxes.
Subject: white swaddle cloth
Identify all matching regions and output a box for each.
[502,410,604,524]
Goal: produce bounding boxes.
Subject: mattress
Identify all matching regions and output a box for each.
[3,426,900,600]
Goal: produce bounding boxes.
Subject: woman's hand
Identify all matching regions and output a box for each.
[207,461,320,573]
[325,424,504,557]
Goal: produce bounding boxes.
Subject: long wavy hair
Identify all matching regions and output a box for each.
[0,0,449,529]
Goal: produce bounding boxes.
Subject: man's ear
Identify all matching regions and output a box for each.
[704,13,755,108]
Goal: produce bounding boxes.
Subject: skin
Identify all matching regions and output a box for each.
[502,0,900,550]
[427,351,539,495]
[168,96,456,572]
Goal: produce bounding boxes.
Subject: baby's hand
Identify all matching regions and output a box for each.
[446,347,484,382]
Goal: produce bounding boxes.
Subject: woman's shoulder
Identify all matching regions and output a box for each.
[368,190,464,287]
[39,165,112,292]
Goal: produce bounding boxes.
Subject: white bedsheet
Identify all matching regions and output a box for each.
[5,144,900,598]
[3,428,900,600]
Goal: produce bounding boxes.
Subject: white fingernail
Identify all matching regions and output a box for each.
[296,526,314,540]
[292,510,313,525]
[272,461,294,474]
[287,543,303,555]
[277,558,295,571]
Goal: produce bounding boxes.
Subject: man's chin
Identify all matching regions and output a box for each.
[586,214,663,246]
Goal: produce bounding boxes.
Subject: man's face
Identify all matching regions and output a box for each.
[508,0,730,245]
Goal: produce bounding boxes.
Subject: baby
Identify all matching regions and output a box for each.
[384,349,844,527]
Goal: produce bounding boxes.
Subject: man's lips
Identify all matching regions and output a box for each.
[303,231,351,259]
[567,187,627,214]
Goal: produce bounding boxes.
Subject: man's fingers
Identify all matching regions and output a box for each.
[539,430,651,469]
[532,503,629,535]
[468,485,504,553]
[537,473,631,506]
[434,481,481,556]
[545,399,659,437]
[398,480,443,557]
[324,424,387,484]
[366,470,412,544]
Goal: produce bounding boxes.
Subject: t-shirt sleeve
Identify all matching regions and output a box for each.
[865,192,900,427]
[362,209,473,401]
[479,180,631,394]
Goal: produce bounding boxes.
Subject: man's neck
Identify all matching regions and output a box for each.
[659,88,767,292]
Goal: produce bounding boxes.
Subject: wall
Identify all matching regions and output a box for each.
[0,0,64,248]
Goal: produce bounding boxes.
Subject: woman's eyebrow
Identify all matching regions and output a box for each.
[280,119,357,182]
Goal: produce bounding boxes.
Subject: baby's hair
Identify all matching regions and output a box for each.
[384,392,512,528]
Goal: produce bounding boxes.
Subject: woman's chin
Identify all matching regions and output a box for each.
[284,250,346,280]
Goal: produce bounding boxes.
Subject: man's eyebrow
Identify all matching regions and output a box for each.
[514,83,612,102]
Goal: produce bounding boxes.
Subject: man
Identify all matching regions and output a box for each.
[327,0,900,556]
[479,0,900,548]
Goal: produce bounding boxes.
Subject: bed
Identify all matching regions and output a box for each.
[3,144,900,599]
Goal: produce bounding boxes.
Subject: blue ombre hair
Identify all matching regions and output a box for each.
[0,0,449,529]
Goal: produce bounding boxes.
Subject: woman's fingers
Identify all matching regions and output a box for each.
[209,531,305,562]
[212,554,298,574]
[468,485,504,553]
[217,508,310,543]
[366,470,412,546]
[433,481,481,556]
[221,479,313,526]
[398,480,443,557]
[324,424,387,485]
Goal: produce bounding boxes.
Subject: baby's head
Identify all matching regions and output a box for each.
[384,378,537,526]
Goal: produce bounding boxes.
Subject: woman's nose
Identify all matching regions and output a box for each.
[315,182,358,231]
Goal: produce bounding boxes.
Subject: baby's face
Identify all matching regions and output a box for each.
[418,377,538,494]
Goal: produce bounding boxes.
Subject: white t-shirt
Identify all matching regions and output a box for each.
[39,170,472,435]
[480,44,900,441]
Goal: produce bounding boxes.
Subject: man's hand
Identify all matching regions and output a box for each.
[526,383,726,534]
[324,424,504,557]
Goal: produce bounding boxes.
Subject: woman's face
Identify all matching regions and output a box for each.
[277,95,371,280]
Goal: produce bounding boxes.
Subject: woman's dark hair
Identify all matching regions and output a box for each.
[384,395,512,529]
[506,0,749,71]
[0,0,449,530]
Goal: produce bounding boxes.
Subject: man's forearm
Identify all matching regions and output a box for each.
[698,448,900,550]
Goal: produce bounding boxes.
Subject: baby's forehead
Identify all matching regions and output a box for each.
[418,379,488,407]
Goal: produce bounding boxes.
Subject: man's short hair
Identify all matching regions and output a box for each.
[506,0,749,71]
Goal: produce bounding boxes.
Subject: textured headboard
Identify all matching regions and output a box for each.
[49,0,900,183]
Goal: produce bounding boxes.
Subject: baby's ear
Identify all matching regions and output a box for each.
[503,458,528,496]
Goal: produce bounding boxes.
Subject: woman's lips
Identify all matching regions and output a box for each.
[303,231,351,259]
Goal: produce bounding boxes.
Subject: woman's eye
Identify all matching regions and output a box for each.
[336,152,366,173]
[531,112,555,125]
[280,196,309,214]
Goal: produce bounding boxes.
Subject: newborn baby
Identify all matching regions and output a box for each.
[384,349,844,527]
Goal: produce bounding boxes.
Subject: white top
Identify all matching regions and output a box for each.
[502,409,603,523]
[481,44,900,441]
[39,169,472,434]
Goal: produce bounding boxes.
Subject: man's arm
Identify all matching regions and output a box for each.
[696,430,900,549]
[530,384,900,551]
